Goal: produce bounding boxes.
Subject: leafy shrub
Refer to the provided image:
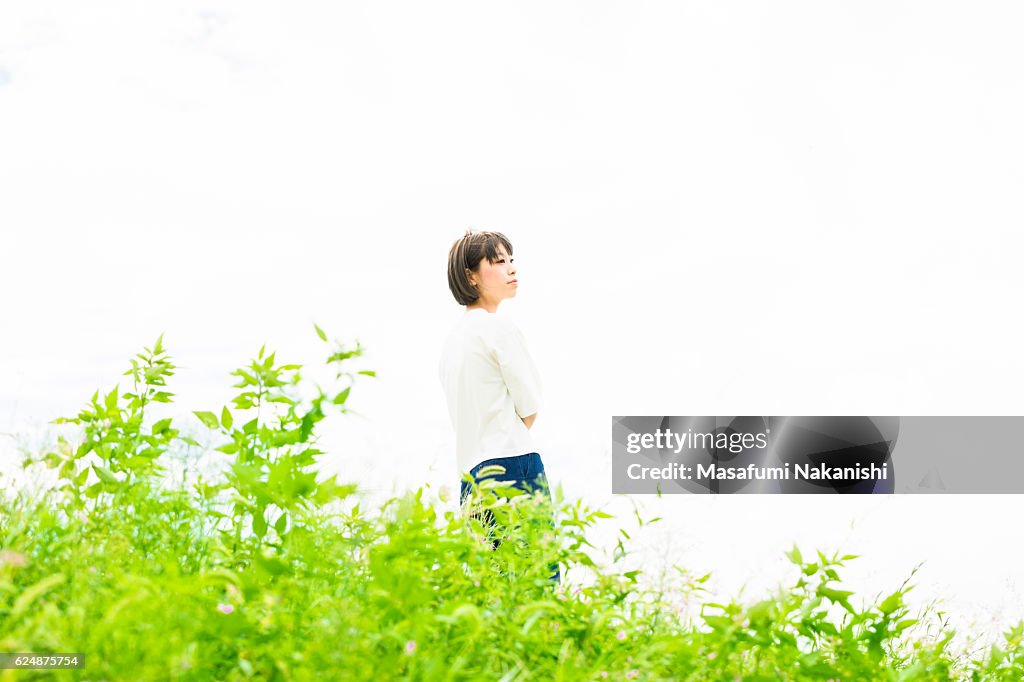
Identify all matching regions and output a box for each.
[1,332,1021,681]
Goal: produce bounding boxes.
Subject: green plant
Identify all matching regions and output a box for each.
[192,327,366,554]
[1,332,1022,681]
[34,334,179,511]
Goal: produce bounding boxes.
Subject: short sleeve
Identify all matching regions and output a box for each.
[491,318,543,418]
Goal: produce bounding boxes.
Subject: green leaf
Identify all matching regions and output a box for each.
[703,615,734,633]
[785,545,803,566]
[58,459,75,478]
[314,323,328,342]
[895,618,918,633]
[253,510,268,538]
[820,587,856,614]
[313,475,357,505]
[357,370,376,377]
[221,406,233,430]
[255,553,289,576]
[105,386,120,412]
[152,418,172,435]
[11,574,66,619]
[878,591,903,615]
[194,411,220,430]
[475,464,507,478]
[93,464,119,485]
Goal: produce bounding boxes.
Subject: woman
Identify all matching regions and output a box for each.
[439,229,559,584]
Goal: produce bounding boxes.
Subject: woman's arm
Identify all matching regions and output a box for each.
[492,318,543,425]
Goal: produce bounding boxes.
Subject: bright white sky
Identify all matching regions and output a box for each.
[2,0,1023,652]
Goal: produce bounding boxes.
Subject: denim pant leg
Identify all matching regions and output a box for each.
[522,454,561,584]
[460,453,560,585]
[460,454,526,550]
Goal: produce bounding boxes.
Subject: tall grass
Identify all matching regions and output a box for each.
[1,332,1021,681]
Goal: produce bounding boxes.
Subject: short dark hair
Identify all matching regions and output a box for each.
[446,230,514,306]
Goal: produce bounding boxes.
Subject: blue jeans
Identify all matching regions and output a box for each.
[460,452,561,584]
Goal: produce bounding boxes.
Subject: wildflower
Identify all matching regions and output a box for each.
[0,550,27,567]
[707,651,717,660]
[473,581,480,587]
[404,640,417,655]
[600,673,608,679]
[217,603,234,615]
[616,630,627,641]
[626,670,639,679]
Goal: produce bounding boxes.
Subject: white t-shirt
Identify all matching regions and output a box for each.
[439,308,543,476]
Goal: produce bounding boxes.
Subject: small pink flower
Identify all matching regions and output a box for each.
[0,550,27,567]
[707,651,717,660]
[626,670,640,679]
[216,603,234,615]
[600,673,608,680]
[404,640,416,655]
[616,630,627,641]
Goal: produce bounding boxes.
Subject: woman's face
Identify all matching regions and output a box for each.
[468,244,518,307]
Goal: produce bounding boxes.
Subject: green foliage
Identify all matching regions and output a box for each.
[1,331,1022,680]
[191,327,363,554]
[30,335,179,511]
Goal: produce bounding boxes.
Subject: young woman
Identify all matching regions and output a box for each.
[439,229,559,583]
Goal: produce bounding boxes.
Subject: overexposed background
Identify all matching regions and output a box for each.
[2,0,1022,655]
